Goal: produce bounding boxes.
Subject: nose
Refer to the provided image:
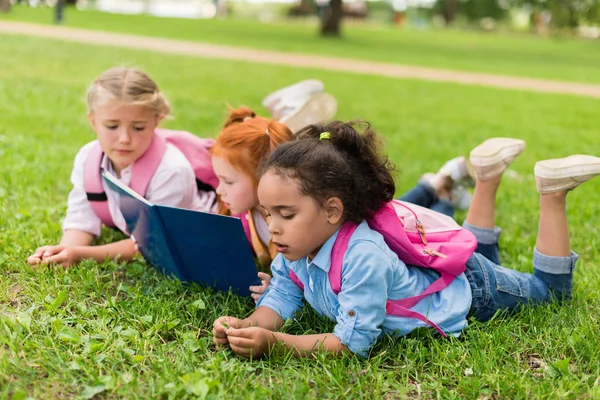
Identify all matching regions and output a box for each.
[117,127,132,144]
[267,216,280,236]
[215,181,224,196]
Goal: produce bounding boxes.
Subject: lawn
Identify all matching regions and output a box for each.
[3,6,600,85]
[1,33,599,399]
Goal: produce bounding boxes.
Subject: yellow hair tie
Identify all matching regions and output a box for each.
[319,132,331,140]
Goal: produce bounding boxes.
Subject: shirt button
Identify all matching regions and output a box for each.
[348,310,355,317]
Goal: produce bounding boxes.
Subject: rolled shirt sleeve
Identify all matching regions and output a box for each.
[256,254,305,320]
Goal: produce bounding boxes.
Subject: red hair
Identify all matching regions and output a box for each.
[211,106,293,214]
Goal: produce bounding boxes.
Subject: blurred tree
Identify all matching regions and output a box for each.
[433,0,460,25]
[321,0,343,36]
[461,0,508,22]
[0,0,11,13]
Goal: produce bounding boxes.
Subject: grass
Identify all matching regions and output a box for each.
[3,5,600,85]
[1,32,600,399]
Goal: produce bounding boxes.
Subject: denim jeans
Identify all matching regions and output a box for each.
[399,183,454,218]
[462,222,578,322]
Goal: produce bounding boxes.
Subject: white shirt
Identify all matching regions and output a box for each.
[62,141,216,236]
[253,210,271,246]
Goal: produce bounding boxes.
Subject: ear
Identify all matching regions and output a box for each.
[87,112,97,133]
[324,197,344,225]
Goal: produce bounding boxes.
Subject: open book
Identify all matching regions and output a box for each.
[103,172,260,296]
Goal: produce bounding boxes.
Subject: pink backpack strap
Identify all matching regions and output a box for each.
[84,141,115,228]
[129,134,166,197]
[289,271,305,291]
[329,221,359,294]
[329,218,450,337]
[83,135,166,229]
[385,303,447,337]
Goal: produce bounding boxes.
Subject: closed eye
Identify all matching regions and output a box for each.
[281,214,295,220]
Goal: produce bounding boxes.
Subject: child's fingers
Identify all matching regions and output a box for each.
[32,246,52,258]
[41,245,64,259]
[44,252,68,265]
[213,336,229,346]
[225,327,255,339]
[227,334,254,349]
[251,293,261,303]
[229,343,252,358]
[249,284,265,294]
[257,272,271,283]
[26,255,42,265]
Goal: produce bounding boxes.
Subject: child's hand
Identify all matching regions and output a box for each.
[226,327,271,359]
[212,316,243,346]
[249,272,272,304]
[27,245,80,267]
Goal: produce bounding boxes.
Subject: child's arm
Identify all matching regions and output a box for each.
[28,229,137,267]
[217,306,346,358]
[225,327,346,359]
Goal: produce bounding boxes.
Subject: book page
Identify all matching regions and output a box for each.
[102,171,152,206]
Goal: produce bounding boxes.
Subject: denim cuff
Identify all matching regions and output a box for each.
[533,247,579,275]
[417,181,436,197]
[462,222,502,245]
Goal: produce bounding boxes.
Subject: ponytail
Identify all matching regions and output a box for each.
[212,106,294,187]
[262,121,396,222]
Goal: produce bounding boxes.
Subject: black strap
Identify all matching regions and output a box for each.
[86,192,108,202]
[196,179,215,193]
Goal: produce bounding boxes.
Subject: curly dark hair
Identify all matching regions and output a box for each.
[261,120,396,223]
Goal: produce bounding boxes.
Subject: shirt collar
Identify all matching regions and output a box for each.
[307,226,343,273]
[100,151,133,179]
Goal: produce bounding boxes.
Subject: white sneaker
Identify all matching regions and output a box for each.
[451,185,473,210]
[534,155,600,194]
[262,79,325,121]
[438,156,475,188]
[280,92,338,133]
[470,138,526,180]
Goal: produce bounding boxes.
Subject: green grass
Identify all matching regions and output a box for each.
[3,5,600,85]
[1,33,600,399]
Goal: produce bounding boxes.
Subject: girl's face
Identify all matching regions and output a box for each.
[213,156,258,215]
[257,169,342,261]
[88,101,159,175]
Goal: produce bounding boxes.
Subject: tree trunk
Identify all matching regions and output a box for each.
[443,0,459,25]
[0,0,12,13]
[320,0,343,37]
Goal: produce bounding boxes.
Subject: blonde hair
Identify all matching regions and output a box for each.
[86,67,171,118]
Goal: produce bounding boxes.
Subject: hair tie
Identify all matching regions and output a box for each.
[319,132,331,140]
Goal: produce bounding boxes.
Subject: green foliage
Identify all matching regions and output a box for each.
[1,32,599,398]
[512,0,600,28]
[433,0,509,23]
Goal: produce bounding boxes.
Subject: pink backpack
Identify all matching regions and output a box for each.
[84,128,219,228]
[289,200,478,336]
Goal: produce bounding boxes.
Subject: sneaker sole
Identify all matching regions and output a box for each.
[534,155,600,180]
[280,92,338,133]
[470,138,526,167]
[262,79,324,108]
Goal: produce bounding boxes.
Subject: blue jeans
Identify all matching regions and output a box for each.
[399,183,454,218]
[463,223,578,322]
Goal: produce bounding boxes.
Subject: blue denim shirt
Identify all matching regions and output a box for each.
[257,221,472,357]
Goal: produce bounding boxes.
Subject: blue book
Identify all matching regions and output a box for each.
[102,172,260,296]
